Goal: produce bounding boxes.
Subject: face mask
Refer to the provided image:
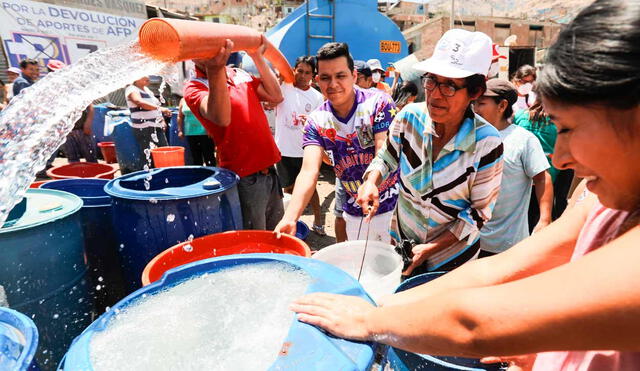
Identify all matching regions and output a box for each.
[518,82,533,95]
[372,72,381,83]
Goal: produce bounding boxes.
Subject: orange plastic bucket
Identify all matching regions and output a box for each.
[141,230,311,286]
[97,142,117,164]
[150,146,185,168]
[46,162,117,180]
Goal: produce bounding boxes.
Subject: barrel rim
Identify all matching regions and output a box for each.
[41,179,111,207]
[103,166,239,201]
[0,189,83,233]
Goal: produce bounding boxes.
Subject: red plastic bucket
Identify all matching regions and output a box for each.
[150,146,185,168]
[46,162,118,180]
[141,230,311,286]
[97,142,118,164]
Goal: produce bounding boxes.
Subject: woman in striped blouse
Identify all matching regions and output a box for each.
[358,29,504,276]
[125,76,171,169]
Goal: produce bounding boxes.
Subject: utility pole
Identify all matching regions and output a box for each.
[450,0,454,29]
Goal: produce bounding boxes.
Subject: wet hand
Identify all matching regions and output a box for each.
[356,181,379,222]
[274,218,297,239]
[402,243,437,276]
[290,293,375,341]
[194,39,234,71]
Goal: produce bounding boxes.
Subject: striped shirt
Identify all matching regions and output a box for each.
[125,85,164,129]
[366,102,504,270]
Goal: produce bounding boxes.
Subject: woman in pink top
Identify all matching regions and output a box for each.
[290,1,640,370]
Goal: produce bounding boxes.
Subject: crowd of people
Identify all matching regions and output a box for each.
[3,0,638,368]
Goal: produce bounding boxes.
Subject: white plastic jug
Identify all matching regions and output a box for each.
[312,241,402,303]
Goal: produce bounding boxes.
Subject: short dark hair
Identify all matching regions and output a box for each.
[315,42,354,72]
[465,74,487,97]
[536,0,640,110]
[294,55,317,75]
[512,65,536,82]
[19,59,38,69]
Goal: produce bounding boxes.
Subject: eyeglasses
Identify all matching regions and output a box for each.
[422,76,467,97]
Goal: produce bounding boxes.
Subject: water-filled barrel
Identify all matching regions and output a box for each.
[0,307,39,370]
[385,273,504,371]
[60,254,376,370]
[46,162,117,180]
[104,166,243,290]
[0,189,94,367]
[109,111,145,175]
[141,230,310,285]
[312,241,403,303]
[41,179,126,311]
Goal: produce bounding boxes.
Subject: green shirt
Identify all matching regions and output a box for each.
[514,109,559,182]
[182,104,207,136]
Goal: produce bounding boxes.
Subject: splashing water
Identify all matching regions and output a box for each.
[0,41,175,225]
[89,263,310,371]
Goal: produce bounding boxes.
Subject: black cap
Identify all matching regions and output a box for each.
[484,79,518,106]
[354,60,371,77]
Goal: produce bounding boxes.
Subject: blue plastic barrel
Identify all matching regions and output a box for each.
[60,254,376,370]
[0,307,39,370]
[385,273,503,371]
[91,103,114,143]
[167,109,193,165]
[41,179,127,311]
[0,189,94,368]
[104,166,243,290]
[109,111,145,174]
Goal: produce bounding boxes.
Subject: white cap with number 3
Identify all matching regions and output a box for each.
[413,29,492,78]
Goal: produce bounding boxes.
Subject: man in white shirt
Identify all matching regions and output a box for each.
[274,56,326,234]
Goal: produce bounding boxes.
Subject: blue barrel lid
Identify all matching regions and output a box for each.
[0,307,39,371]
[104,166,239,201]
[0,189,83,233]
[62,254,376,371]
[42,179,110,207]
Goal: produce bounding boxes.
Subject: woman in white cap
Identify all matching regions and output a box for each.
[291,1,640,369]
[358,29,504,276]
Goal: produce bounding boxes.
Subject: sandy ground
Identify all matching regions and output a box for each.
[47,157,340,251]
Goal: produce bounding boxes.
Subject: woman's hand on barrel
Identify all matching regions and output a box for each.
[356,180,379,222]
[274,218,297,239]
[290,293,375,341]
[403,242,438,276]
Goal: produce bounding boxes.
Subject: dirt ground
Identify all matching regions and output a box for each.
[294,164,340,252]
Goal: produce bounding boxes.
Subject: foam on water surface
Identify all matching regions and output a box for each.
[89,262,310,371]
[0,41,175,225]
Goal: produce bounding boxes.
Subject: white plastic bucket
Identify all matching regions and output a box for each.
[312,241,402,303]
[283,193,292,210]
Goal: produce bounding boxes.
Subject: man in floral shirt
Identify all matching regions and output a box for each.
[274,42,398,242]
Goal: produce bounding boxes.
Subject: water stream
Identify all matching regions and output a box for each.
[0,41,175,225]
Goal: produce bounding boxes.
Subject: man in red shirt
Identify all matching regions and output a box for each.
[184,37,285,230]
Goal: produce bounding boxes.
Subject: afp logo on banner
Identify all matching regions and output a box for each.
[4,31,69,71]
